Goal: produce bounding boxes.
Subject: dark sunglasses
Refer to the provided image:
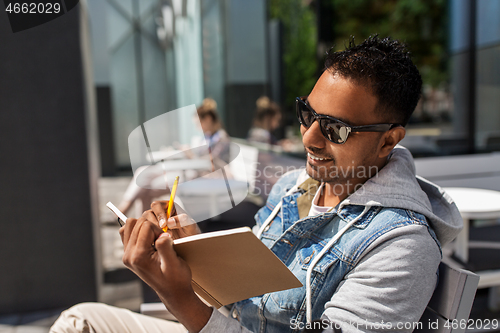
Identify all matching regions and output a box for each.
[296,96,401,144]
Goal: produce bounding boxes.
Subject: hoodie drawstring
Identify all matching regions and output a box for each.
[256,185,298,239]
[305,204,372,322]
[256,185,372,324]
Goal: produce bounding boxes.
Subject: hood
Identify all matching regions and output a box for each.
[342,145,462,246]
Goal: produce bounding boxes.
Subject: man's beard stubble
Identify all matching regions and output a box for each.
[305,146,343,184]
[305,146,375,186]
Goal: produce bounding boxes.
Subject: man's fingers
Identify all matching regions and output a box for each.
[126,217,148,251]
[167,213,196,229]
[142,210,159,224]
[119,226,125,243]
[136,219,163,251]
[121,218,138,248]
[151,200,169,228]
[122,219,163,269]
[155,233,179,264]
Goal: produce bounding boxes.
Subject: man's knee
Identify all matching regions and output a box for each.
[62,302,107,318]
[50,302,107,333]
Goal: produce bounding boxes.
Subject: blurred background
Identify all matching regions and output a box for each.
[88,0,500,167]
[1,0,500,331]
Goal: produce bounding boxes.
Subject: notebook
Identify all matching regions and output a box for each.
[172,227,302,308]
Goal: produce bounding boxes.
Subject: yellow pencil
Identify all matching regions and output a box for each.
[163,176,179,232]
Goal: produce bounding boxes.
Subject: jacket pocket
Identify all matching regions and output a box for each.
[270,244,340,311]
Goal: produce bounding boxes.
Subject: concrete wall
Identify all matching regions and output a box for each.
[0,5,100,313]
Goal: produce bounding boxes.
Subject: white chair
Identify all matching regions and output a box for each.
[229,142,259,193]
[416,261,480,333]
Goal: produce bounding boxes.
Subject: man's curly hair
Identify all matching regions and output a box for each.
[324,35,422,126]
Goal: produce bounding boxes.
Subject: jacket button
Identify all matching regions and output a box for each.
[304,256,311,264]
[232,309,239,319]
[290,200,295,205]
[264,225,270,232]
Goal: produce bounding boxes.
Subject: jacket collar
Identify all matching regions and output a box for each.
[296,178,321,219]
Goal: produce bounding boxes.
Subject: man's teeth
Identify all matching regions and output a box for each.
[308,152,329,161]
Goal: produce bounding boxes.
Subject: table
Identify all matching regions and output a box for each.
[176,178,248,222]
[444,187,500,310]
[443,187,500,266]
[136,159,212,189]
[146,149,185,163]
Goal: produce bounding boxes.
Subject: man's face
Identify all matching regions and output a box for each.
[301,71,388,191]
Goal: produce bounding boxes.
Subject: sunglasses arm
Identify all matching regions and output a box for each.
[350,124,399,133]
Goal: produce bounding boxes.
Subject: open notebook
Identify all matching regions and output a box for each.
[105,203,301,308]
[173,227,302,308]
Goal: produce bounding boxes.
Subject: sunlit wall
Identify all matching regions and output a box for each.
[476,0,500,150]
[88,0,268,170]
[450,0,500,152]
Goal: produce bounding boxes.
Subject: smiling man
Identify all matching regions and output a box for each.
[299,73,403,207]
[51,36,463,333]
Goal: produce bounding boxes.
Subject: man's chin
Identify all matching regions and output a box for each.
[306,165,335,183]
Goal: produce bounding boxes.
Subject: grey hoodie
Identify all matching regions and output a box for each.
[344,145,462,246]
[200,145,463,333]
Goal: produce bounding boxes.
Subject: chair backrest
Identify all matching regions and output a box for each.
[415,261,480,333]
[230,142,259,193]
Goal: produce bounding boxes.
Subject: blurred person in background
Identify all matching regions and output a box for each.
[191,98,231,166]
[247,96,282,145]
[247,96,297,151]
[118,98,230,215]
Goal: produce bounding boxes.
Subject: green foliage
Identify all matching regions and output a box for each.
[270,0,449,110]
[269,0,318,110]
[328,0,449,87]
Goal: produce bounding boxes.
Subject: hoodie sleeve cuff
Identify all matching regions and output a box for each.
[197,307,251,333]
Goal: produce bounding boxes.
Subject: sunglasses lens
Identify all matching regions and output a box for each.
[297,100,315,127]
[296,97,350,144]
[322,120,349,144]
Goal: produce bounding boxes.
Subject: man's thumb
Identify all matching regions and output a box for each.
[155,233,178,263]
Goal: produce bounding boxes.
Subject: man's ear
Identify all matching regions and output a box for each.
[378,127,406,158]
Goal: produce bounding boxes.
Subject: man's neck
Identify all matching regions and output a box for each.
[317,182,345,207]
[317,157,389,207]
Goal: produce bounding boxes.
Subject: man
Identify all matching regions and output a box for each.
[51,36,462,333]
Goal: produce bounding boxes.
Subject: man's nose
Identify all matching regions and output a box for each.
[302,121,326,149]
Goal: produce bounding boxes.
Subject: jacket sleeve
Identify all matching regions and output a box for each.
[320,224,441,333]
[198,307,253,333]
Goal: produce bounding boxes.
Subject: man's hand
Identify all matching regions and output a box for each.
[119,217,212,332]
[119,217,192,296]
[144,200,201,239]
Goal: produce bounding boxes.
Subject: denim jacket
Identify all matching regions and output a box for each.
[201,146,462,333]
[231,168,440,332]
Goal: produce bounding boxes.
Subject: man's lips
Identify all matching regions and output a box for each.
[307,152,333,162]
